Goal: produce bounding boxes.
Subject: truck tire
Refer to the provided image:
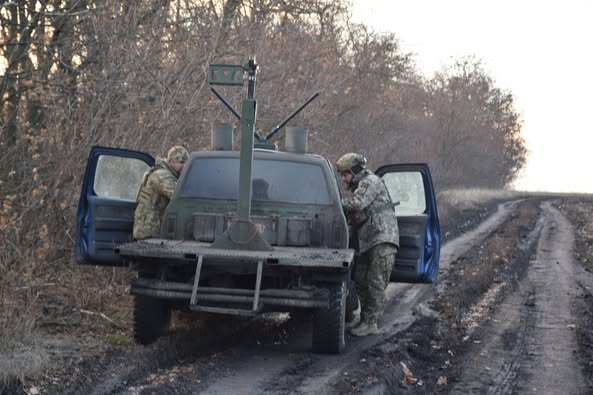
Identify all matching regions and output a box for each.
[312,280,346,353]
[133,294,171,345]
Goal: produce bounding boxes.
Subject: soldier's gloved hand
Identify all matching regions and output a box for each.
[348,209,368,228]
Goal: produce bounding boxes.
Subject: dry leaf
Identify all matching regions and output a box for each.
[437,376,448,385]
[400,362,418,385]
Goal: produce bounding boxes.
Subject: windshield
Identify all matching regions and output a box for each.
[180,158,331,205]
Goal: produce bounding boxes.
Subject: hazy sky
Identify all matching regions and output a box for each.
[352,0,593,193]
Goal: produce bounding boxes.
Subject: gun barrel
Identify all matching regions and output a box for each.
[264,92,319,141]
[211,87,261,139]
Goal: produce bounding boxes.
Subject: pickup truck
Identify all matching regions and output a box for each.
[75,143,440,354]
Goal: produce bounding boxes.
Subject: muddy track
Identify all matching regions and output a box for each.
[20,197,593,395]
[325,197,593,394]
[452,202,590,394]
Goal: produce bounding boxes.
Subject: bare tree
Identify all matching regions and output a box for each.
[426,59,525,188]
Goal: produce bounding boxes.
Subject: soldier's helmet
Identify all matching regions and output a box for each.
[336,153,367,174]
[167,145,190,163]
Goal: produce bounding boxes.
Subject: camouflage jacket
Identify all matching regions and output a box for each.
[133,158,179,239]
[342,169,399,253]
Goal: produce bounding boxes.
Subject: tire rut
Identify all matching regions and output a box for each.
[514,202,586,394]
[452,201,588,395]
[486,288,536,395]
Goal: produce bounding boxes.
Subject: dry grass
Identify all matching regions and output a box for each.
[437,188,593,226]
[437,188,524,225]
[0,253,134,388]
[0,340,51,388]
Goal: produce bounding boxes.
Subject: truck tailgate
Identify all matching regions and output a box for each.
[115,239,354,269]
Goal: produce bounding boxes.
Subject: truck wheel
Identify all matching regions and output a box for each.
[312,280,346,354]
[133,295,172,345]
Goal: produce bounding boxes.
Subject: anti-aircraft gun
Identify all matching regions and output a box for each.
[207,58,321,251]
[115,58,354,353]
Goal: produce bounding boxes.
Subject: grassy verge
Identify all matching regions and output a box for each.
[437,188,523,226]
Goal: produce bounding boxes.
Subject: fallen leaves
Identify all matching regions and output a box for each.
[147,366,193,385]
[400,362,417,385]
[437,375,448,385]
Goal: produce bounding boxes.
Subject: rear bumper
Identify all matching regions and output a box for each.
[131,277,329,309]
[116,239,354,269]
[121,239,353,316]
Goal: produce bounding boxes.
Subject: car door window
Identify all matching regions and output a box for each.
[382,171,426,216]
[93,155,150,201]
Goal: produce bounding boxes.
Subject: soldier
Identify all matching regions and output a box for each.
[336,153,399,336]
[133,145,190,240]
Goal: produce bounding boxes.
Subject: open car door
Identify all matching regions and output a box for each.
[75,146,154,266]
[375,164,441,284]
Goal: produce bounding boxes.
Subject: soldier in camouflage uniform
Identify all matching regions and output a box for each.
[336,153,399,336]
[133,145,190,240]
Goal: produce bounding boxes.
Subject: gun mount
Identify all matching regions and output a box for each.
[208,58,320,251]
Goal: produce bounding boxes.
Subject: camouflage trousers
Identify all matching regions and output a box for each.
[353,243,397,326]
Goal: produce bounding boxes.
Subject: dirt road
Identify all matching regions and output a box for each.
[450,202,590,394]
[16,196,593,394]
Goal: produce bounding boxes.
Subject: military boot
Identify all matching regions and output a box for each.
[345,313,360,329]
[350,322,380,337]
